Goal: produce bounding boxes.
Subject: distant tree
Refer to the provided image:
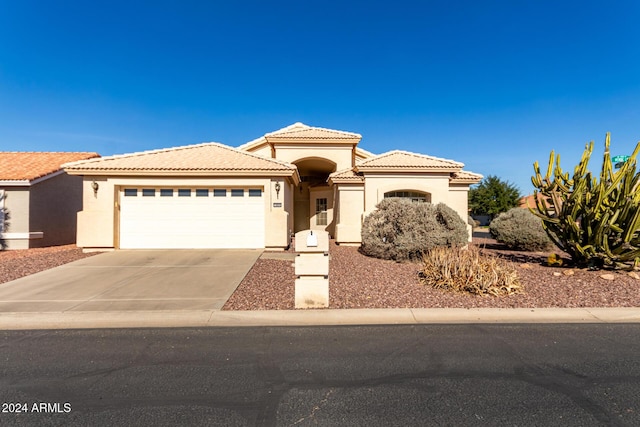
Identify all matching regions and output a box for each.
[469,175,521,219]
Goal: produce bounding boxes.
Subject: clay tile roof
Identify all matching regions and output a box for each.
[0,152,100,181]
[356,150,463,172]
[328,168,365,183]
[62,142,297,177]
[237,123,304,151]
[450,170,483,184]
[265,122,361,140]
[519,193,551,209]
[238,122,362,152]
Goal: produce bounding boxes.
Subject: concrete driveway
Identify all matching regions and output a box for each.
[0,250,262,312]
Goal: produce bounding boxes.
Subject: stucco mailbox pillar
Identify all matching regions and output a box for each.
[294,229,329,308]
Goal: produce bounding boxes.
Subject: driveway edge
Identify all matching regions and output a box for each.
[1,307,640,330]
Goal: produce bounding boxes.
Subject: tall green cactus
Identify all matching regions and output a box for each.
[531,133,640,269]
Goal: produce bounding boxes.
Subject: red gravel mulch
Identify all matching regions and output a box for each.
[223,237,640,310]
[0,245,98,284]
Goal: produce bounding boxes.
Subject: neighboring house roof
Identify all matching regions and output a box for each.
[238,122,362,152]
[355,150,464,172]
[519,193,551,209]
[63,142,299,181]
[450,170,483,184]
[0,152,100,183]
[328,168,365,183]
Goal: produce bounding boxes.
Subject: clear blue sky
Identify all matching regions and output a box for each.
[1,1,639,194]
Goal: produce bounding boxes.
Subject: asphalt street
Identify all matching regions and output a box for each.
[1,324,640,426]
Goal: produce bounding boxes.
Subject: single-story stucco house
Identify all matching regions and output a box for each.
[63,123,482,250]
[0,152,100,249]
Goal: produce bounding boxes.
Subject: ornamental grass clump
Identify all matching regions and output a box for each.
[489,208,553,252]
[420,246,522,296]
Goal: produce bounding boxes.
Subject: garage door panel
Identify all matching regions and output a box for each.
[119,188,264,249]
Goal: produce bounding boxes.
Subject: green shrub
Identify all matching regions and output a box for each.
[489,208,552,251]
[361,198,468,261]
[420,246,522,296]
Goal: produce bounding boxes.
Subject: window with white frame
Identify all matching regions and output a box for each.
[316,198,328,226]
[384,190,430,203]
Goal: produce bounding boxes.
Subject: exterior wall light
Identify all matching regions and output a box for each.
[275,182,281,199]
[91,180,99,196]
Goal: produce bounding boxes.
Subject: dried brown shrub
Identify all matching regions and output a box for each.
[420,246,523,296]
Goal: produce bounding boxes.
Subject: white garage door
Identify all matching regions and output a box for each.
[119,187,265,249]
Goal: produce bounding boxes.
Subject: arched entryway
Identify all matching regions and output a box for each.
[293,157,337,233]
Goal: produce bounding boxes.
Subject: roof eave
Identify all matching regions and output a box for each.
[355,166,462,173]
[64,169,297,177]
[0,180,31,186]
[265,136,361,144]
[0,169,67,186]
[328,178,365,185]
[450,178,482,185]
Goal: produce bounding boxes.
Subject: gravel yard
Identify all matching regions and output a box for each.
[0,245,98,284]
[2,240,639,311]
[223,236,640,310]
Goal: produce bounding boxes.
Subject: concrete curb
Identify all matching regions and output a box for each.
[1,307,640,330]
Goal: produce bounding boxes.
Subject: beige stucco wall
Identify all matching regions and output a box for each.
[76,175,293,250]
[334,184,365,244]
[363,173,451,214]
[329,171,475,245]
[448,184,473,241]
[264,178,291,249]
[273,144,353,171]
[246,144,272,158]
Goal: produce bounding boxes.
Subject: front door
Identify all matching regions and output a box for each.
[309,187,333,234]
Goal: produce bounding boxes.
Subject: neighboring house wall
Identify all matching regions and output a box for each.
[29,173,83,247]
[1,187,32,249]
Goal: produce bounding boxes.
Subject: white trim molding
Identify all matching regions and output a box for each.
[0,232,44,240]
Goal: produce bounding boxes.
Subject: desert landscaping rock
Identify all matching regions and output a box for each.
[0,245,98,284]
[3,239,640,312]
[224,236,640,310]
